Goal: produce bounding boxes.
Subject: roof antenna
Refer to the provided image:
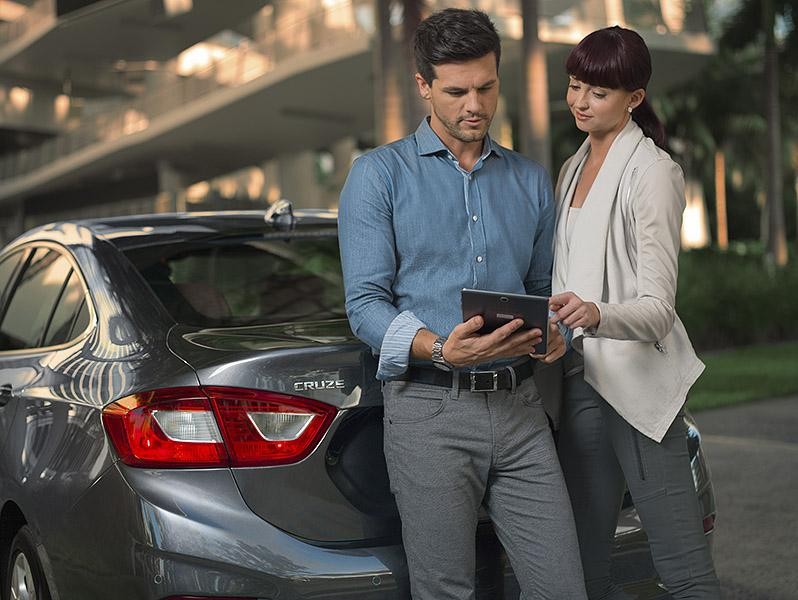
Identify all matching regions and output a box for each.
[264,199,295,230]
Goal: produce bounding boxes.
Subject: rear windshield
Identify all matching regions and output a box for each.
[123,232,346,327]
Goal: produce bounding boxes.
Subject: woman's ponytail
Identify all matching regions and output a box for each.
[631,97,666,148]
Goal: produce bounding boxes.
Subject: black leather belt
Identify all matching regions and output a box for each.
[395,358,535,393]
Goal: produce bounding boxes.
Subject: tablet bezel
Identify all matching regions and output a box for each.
[461,288,549,354]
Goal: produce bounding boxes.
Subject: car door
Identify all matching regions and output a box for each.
[0,248,31,452]
[0,244,94,512]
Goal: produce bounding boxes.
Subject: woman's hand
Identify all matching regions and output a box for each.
[549,292,601,330]
[530,321,566,364]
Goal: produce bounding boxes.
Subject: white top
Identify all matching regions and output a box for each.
[566,207,581,251]
[564,154,586,253]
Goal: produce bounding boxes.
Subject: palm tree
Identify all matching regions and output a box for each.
[658,46,767,247]
[721,0,798,267]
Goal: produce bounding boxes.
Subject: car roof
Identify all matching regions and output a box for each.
[4,209,339,252]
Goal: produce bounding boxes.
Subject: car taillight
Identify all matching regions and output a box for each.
[102,388,228,468]
[102,386,337,469]
[205,386,337,467]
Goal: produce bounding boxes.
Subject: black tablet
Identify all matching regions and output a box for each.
[461,288,549,354]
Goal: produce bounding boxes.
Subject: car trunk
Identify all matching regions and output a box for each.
[167,319,402,545]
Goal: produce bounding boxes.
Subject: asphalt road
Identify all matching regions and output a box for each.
[692,395,798,600]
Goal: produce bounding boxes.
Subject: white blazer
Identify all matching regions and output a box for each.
[553,119,704,442]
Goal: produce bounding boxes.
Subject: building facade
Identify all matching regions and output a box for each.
[0,0,713,242]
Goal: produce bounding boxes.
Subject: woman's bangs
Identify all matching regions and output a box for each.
[566,41,624,89]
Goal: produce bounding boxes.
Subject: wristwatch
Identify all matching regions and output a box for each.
[431,336,453,371]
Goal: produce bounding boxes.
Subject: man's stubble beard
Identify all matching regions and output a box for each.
[435,108,493,144]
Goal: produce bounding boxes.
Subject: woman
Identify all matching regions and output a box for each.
[549,26,721,599]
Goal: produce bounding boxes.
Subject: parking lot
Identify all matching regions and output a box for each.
[692,395,798,599]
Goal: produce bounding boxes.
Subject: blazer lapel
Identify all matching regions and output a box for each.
[564,120,645,301]
[552,140,590,294]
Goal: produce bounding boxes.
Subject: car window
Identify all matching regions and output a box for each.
[123,232,346,327]
[42,269,90,347]
[70,299,90,340]
[0,250,26,313]
[0,249,73,351]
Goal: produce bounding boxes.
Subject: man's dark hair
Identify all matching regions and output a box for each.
[414,8,500,84]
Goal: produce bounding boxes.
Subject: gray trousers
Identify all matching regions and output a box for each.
[383,377,587,600]
[557,371,721,600]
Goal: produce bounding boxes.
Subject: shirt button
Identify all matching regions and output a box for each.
[476,256,483,263]
[472,215,478,222]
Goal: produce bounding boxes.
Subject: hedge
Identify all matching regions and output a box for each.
[676,243,798,350]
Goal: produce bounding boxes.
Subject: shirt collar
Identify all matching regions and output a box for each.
[414,117,504,159]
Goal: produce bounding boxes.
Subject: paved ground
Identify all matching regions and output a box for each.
[692,395,798,600]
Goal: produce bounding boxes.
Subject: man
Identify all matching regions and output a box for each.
[338,8,586,600]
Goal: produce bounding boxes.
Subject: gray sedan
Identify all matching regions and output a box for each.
[0,209,715,599]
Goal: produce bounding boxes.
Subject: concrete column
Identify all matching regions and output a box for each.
[604,0,626,25]
[374,0,406,145]
[583,0,609,24]
[154,161,187,213]
[328,136,357,209]
[402,0,427,130]
[278,151,323,209]
[519,0,551,172]
[261,159,282,206]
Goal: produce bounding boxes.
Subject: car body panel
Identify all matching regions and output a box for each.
[50,464,407,600]
[167,323,400,543]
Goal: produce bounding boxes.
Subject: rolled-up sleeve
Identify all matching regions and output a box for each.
[338,156,425,379]
[377,310,426,378]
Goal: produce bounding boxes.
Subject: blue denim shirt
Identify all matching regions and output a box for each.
[339,118,556,379]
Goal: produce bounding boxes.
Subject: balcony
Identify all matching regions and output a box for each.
[0,0,713,204]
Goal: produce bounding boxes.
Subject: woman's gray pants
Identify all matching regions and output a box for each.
[382,377,587,600]
[557,371,721,599]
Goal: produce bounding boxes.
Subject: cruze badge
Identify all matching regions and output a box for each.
[294,379,346,392]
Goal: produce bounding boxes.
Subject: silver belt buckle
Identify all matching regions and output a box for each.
[470,371,498,392]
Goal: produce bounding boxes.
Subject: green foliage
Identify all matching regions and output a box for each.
[657,0,798,248]
[688,341,798,410]
[720,0,798,51]
[677,245,798,349]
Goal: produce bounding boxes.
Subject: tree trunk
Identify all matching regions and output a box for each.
[715,149,729,249]
[763,0,788,266]
[519,0,551,171]
[791,143,798,253]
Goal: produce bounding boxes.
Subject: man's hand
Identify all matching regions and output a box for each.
[442,316,543,368]
[530,321,566,364]
[549,291,600,330]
